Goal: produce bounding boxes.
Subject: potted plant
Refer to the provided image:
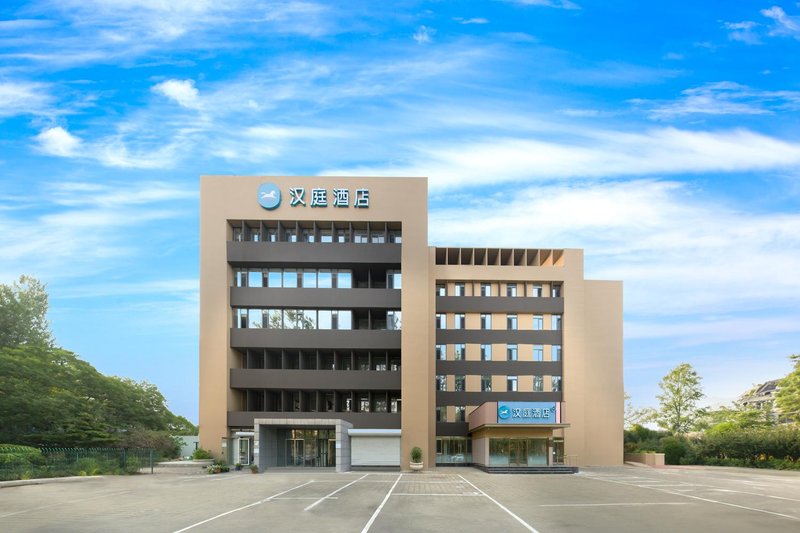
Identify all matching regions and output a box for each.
[234,463,243,471]
[250,464,259,474]
[410,446,423,471]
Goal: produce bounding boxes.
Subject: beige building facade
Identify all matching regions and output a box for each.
[199,175,623,471]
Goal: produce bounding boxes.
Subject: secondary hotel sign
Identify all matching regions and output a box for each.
[258,182,370,210]
[497,402,559,425]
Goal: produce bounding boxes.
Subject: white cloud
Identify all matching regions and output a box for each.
[761,6,800,39]
[506,0,580,9]
[723,20,761,44]
[413,25,435,44]
[0,81,52,117]
[34,126,82,156]
[324,127,800,190]
[151,79,201,109]
[632,81,800,119]
[454,17,489,25]
[662,52,684,60]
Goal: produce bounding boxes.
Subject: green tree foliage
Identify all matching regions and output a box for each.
[655,363,705,434]
[623,391,655,429]
[0,276,53,347]
[775,354,800,422]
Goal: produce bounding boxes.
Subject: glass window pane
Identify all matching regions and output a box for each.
[267,309,282,328]
[337,310,352,330]
[248,308,262,328]
[268,269,282,287]
[318,310,332,329]
[337,270,352,289]
[283,269,298,288]
[302,270,317,288]
[248,270,262,287]
[318,270,332,288]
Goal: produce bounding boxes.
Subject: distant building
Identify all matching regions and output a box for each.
[737,380,781,411]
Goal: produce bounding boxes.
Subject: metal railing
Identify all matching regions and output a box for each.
[0,447,154,481]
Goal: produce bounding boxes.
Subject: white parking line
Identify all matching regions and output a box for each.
[172,480,314,533]
[458,475,540,533]
[304,474,369,511]
[539,502,692,507]
[0,490,131,519]
[360,473,402,533]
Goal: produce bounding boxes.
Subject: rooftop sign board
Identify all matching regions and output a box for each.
[259,183,369,209]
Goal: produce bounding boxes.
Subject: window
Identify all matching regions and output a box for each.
[552,345,562,362]
[552,376,562,392]
[267,229,278,242]
[480,283,491,296]
[480,313,492,329]
[506,284,517,297]
[455,375,465,392]
[436,344,446,360]
[232,227,243,241]
[507,376,518,392]
[354,231,368,243]
[320,230,333,243]
[387,270,402,289]
[391,396,401,412]
[248,269,262,287]
[436,375,447,391]
[370,232,385,243]
[455,406,465,422]
[336,229,349,243]
[481,375,492,392]
[480,344,492,361]
[455,314,466,329]
[336,270,352,288]
[532,284,543,297]
[507,344,518,361]
[533,345,543,362]
[507,314,518,330]
[533,315,544,330]
[267,269,282,287]
[389,231,402,243]
[454,282,465,296]
[436,314,446,329]
[436,407,445,422]
[318,270,333,288]
[387,310,402,330]
[283,269,298,288]
[237,308,247,328]
[318,310,332,329]
[454,344,466,361]
[285,229,297,242]
[333,310,352,330]
[248,309,262,328]
[551,284,562,297]
[235,269,247,287]
[533,375,543,392]
[302,269,317,288]
[436,283,446,296]
[302,230,314,242]
[552,315,562,330]
[359,394,370,412]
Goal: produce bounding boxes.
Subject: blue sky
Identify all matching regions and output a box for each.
[1,1,800,423]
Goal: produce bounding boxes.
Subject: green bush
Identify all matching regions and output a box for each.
[661,436,689,465]
[192,448,213,460]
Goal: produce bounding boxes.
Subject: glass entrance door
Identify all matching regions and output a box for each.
[286,439,304,467]
[238,437,251,466]
[509,440,528,466]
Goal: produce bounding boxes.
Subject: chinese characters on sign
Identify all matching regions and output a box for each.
[497,402,558,425]
[286,187,369,208]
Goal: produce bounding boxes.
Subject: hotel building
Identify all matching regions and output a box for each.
[199,175,623,471]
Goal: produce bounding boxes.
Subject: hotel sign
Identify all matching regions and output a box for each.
[497,402,558,425]
[259,183,369,210]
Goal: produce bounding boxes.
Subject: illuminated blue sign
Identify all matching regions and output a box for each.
[258,183,281,210]
[497,402,558,424]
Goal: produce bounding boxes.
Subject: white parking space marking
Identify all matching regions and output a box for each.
[459,475,540,533]
[539,502,692,507]
[304,473,369,511]
[0,490,131,519]
[172,480,314,533]
[581,473,800,522]
[360,473,402,533]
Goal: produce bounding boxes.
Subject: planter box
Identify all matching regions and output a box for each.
[624,453,665,467]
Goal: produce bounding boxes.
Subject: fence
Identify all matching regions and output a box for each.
[0,446,154,481]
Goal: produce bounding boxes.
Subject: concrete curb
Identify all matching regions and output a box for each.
[0,475,106,489]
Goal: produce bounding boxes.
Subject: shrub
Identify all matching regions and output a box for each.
[410,447,422,463]
[192,448,213,460]
[661,436,689,465]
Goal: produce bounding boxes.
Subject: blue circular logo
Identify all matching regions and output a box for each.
[258,183,281,210]
[498,405,511,420]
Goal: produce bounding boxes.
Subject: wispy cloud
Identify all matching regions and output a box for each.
[324,126,800,190]
[454,17,489,25]
[151,79,201,109]
[0,81,52,118]
[505,0,580,10]
[722,20,761,45]
[761,5,800,39]
[631,81,800,119]
[413,25,435,44]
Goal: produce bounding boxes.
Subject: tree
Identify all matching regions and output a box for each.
[0,276,54,347]
[775,354,800,422]
[624,391,655,429]
[654,363,705,434]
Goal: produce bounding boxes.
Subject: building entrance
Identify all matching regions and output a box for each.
[280,428,336,467]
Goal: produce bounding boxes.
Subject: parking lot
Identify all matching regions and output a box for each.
[1,465,799,532]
